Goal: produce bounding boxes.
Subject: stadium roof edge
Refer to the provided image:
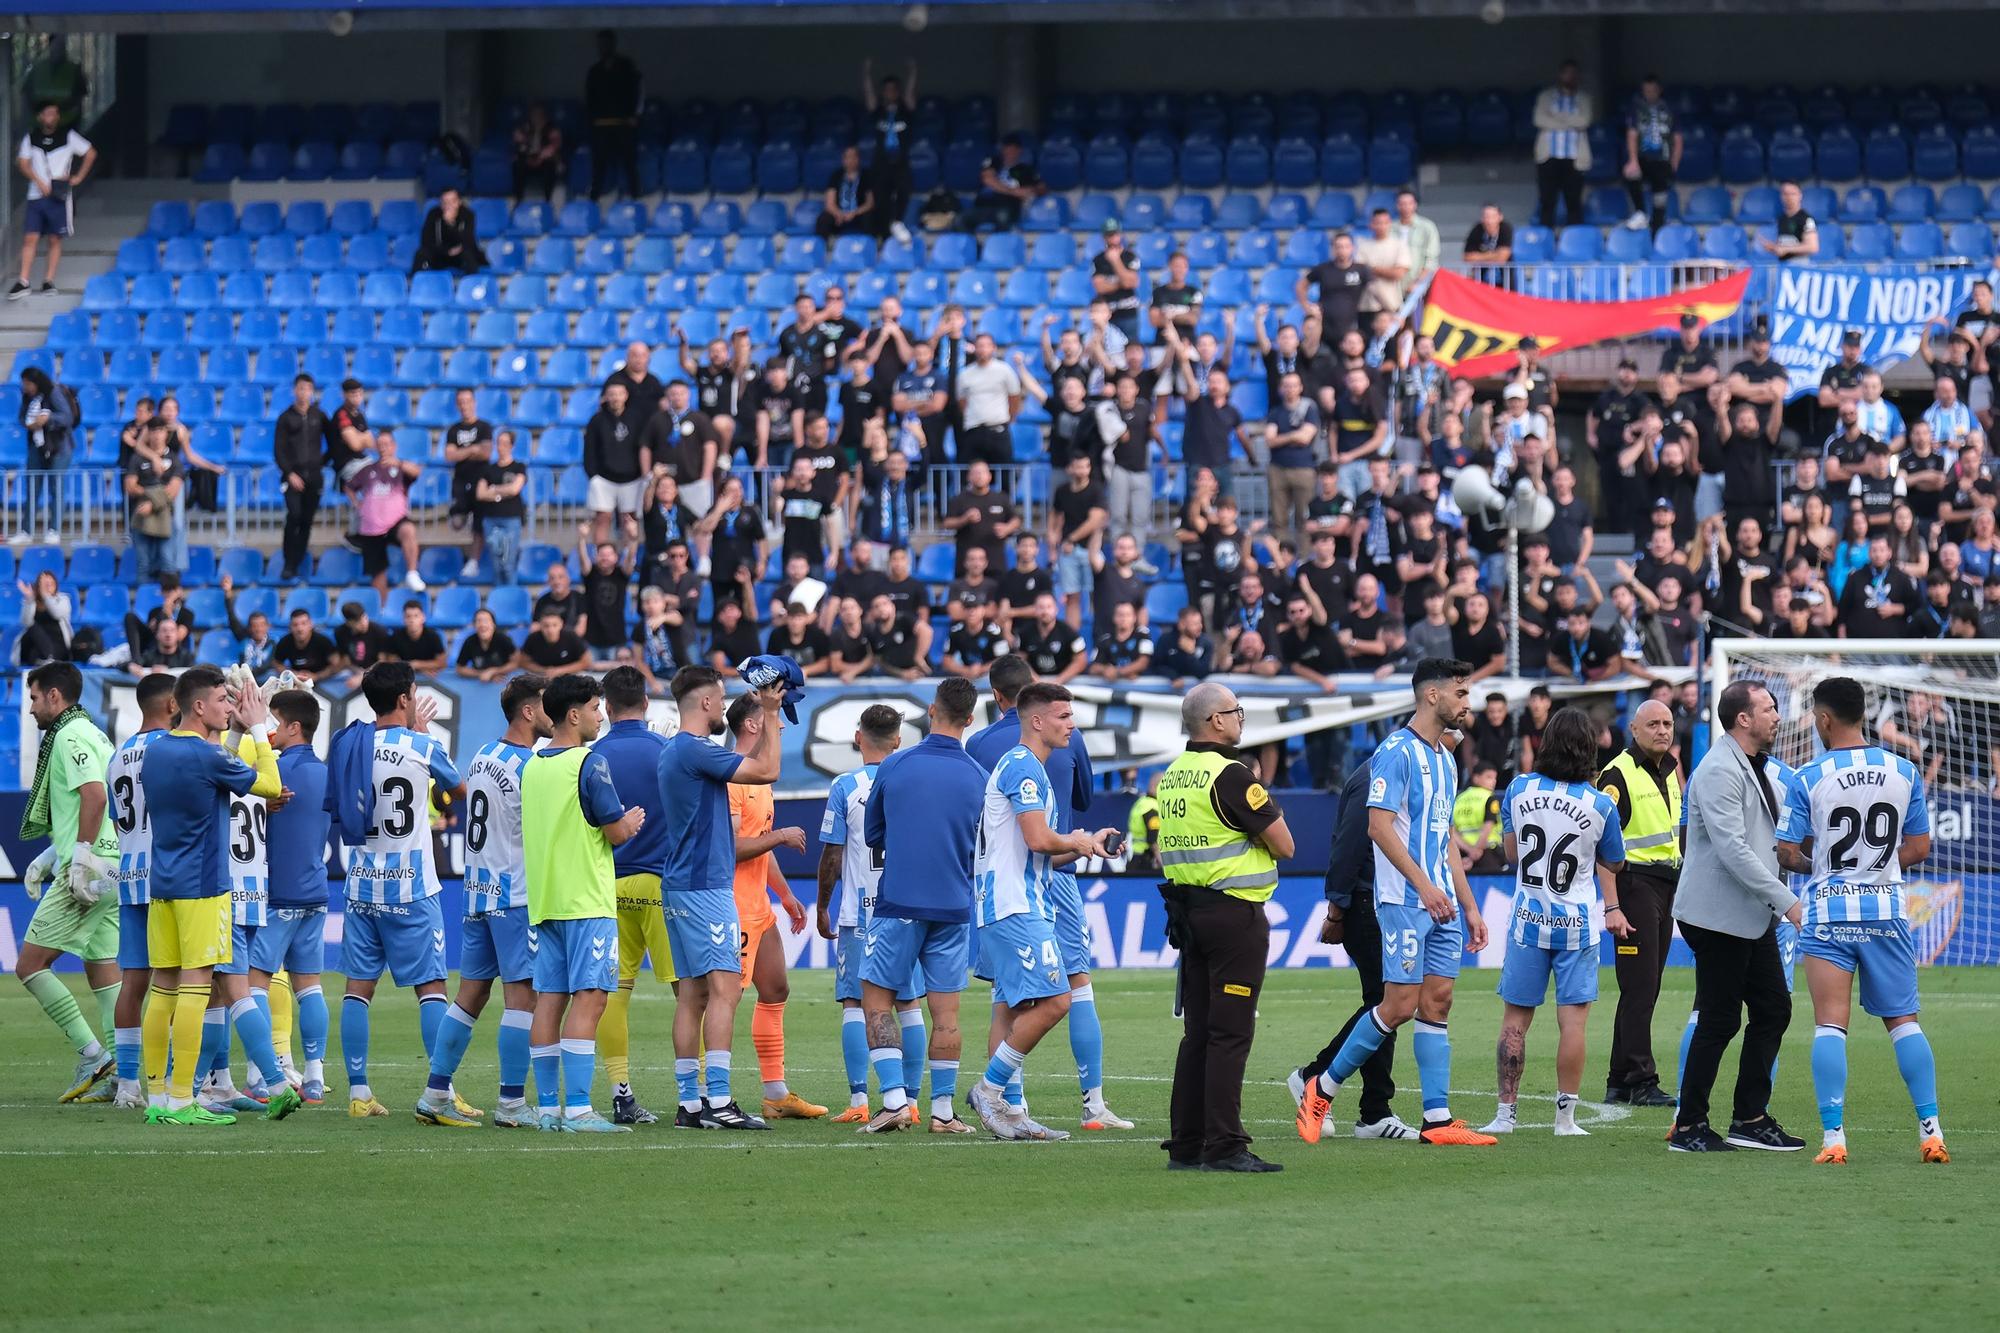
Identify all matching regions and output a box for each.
[19,0,2000,36]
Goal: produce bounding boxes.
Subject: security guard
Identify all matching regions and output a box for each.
[1125,773,1160,873]
[1597,697,1682,1106]
[1158,682,1295,1173]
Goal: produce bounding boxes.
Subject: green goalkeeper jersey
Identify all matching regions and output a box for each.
[51,720,119,872]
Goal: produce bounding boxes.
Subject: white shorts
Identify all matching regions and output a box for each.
[587,475,646,515]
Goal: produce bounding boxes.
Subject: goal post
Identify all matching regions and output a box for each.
[1709,638,2000,966]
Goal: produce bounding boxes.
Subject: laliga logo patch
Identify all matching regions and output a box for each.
[1370,777,1388,802]
[1020,778,1040,804]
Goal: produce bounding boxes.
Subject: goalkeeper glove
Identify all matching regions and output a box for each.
[21,846,56,902]
[67,843,113,906]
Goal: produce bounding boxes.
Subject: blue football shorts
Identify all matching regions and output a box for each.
[662,888,742,979]
[1376,900,1465,982]
[1497,939,1597,1007]
[1799,918,1921,1018]
[978,912,1069,1008]
[118,902,152,970]
[248,906,327,975]
[341,896,448,987]
[836,923,921,1002]
[863,916,970,995]
[460,905,535,984]
[214,921,258,978]
[530,916,618,995]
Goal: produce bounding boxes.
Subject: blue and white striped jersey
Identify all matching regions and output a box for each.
[975,745,1058,927]
[108,730,159,906]
[344,725,462,904]
[1854,397,1902,443]
[1922,400,1973,444]
[820,764,880,930]
[462,740,532,912]
[1778,745,1928,928]
[1367,727,1458,909]
[228,787,268,927]
[1499,774,1626,950]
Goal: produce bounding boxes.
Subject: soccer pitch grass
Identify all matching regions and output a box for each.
[3,967,1994,1331]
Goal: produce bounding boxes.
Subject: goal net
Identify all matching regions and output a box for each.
[1710,638,2000,967]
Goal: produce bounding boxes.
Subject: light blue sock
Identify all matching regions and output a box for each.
[418,994,446,1059]
[1412,1019,1452,1119]
[1811,1025,1848,1131]
[675,1056,700,1111]
[1320,1007,1392,1091]
[1068,983,1104,1096]
[297,984,328,1065]
[928,1059,958,1109]
[560,1038,596,1111]
[229,996,286,1090]
[531,1043,561,1113]
[840,1009,869,1096]
[199,1006,229,1084]
[869,1043,905,1108]
[983,1040,1027,1096]
[1005,1067,1024,1107]
[428,1003,478,1084]
[703,1050,732,1104]
[341,994,370,1092]
[497,1009,531,1101]
[114,1026,141,1082]
[1676,1009,1698,1097]
[898,1008,926,1101]
[1891,1020,1941,1123]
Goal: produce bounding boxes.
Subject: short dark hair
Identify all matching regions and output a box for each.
[1534,707,1600,784]
[174,664,228,716]
[670,664,723,705]
[858,703,902,745]
[989,655,1034,704]
[1812,676,1867,726]
[25,660,82,706]
[294,373,316,388]
[270,689,321,740]
[340,600,367,624]
[601,664,648,715]
[1015,682,1072,716]
[933,677,978,726]
[500,672,548,722]
[725,689,762,736]
[341,377,364,393]
[1716,680,1769,732]
[135,671,178,718]
[1412,658,1472,692]
[543,673,602,726]
[363,661,417,714]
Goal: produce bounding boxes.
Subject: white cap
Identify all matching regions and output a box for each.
[1502,382,1529,400]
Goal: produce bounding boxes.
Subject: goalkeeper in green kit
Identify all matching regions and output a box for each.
[13,662,122,1103]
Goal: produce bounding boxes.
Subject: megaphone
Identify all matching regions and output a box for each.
[1451,465,1554,533]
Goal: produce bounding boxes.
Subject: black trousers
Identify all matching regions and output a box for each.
[1301,896,1396,1124]
[1608,866,1679,1092]
[590,124,640,199]
[1537,157,1584,229]
[871,158,911,239]
[1166,893,1269,1164]
[1677,920,1791,1128]
[282,482,320,576]
[957,423,1013,470]
[513,159,558,202]
[1624,155,1675,229]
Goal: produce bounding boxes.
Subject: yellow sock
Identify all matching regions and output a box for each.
[601,977,633,1085]
[269,971,295,1061]
[142,985,177,1096]
[168,983,210,1102]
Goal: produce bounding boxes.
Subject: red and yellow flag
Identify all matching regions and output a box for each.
[1419,268,1749,377]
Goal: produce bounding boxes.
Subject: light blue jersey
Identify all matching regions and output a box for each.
[107,729,160,906]
[974,745,1058,927]
[821,764,881,930]
[344,725,462,905]
[1367,727,1458,909]
[1779,745,1928,929]
[462,740,532,912]
[1499,774,1625,950]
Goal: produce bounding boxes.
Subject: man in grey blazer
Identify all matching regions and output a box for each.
[1669,680,1806,1154]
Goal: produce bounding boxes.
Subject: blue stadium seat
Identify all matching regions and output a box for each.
[1889,185,1937,223]
[1719,130,1765,185]
[414,309,460,347]
[1864,129,1909,180]
[1556,228,1603,261]
[1681,186,1731,225]
[430,585,479,630]
[1814,128,1861,182]
[1738,185,1780,224]
[157,344,201,381]
[1840,186,1886,222]
[1214,194,1261,230]
[1766,129,1813,180]
[490,348,536,387]
[1896,221,1944,261]
[310,547,362,587]
[1701,224,1748,261]
[1913,128,1959,181]
[207,234,251,272]
[1225,136,1271,188]
[1605,227,1653,262]
[1938,184,1986,223]
[1366,135,1412,184]
[394,348,443,388]
[408,268,454,310]
[1319,135,1364,188]
[1846,221,1893,261]
[1948,222,1995,260]
[516,389,562,429]
[190,201,235,240]
[1231,230,1277,267]
[362,271,408,308]
[1964,127,2000,180]
[330,200,374,236]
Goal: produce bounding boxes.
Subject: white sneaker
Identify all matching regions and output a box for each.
[890,221,912,246]
[1081,1101,1134,1130]
[1554,1120,1591,1137]
[403,570,427,592]
[459,558,481,580]
[967,1082,1018,1140]
[1477,1111,1518,1135]
[112,1079,147,1110]
[1352,1113,1421,1140]
[40,529,58,544]
[6,532,28,546]
[1624,210,1649,230]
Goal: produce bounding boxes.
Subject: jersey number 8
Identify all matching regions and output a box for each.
[464,788,489,854]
